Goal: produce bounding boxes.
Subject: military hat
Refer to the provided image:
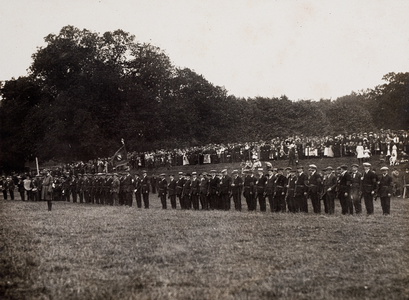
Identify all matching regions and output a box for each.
[202,172,208,176]
[169,174,174,177]
[363,162,371,167]
[221,169,227,173]
[142,170,147,173]
[185,173,191,177]
[351,164,359,168]
[257,168,264,171]
[210,170,217,173]
[191,172,197,175]
[296,165,304,169]
[290,169,296,173]
[285,167,292,171]
[178,172,184,175]
[160,173,166,176]
[325,166,333,171]
[380,166,389,171]
[232,170,238,174]
[277,167,284,171]
[113,173,118,176]
[308,164,317,169]
[340,165,348,170]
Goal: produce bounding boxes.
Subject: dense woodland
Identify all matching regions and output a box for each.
[1,26,408,171]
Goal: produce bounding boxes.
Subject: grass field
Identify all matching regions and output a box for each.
[1,157,409,300]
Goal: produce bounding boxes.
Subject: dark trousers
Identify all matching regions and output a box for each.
[380,197,390,215]
[199,193,208,210]
[339,192,353,214]
[47,200,52,211]
[209,193,217,210]
[126,192,133,206]
[257,193,266,212]
[9,190,14,200]
[350,189,362,214]
[135,193,142,208]
[191,194,199,210]
[232,192,242,211]
[363,192,374,214]
[20,190,25,201]
[71,190,77,203]
[2,190,7,199]
[160,194,167,209]
[170,195,177,209]
[310,193,321,213]
[287,195,296,213]
[324,192,335,214]
[296,195,307,213]
[142,193,149,208]
[220,193,230,210]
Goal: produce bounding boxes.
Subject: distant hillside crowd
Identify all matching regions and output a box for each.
[0,26,408,173]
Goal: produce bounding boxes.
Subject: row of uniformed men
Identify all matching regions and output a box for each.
[39,162,393,214]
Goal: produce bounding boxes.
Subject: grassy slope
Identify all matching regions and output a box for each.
[1,156,409,300]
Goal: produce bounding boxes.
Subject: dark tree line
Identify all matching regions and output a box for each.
[1,26,408,172]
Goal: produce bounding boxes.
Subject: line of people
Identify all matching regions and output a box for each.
[3,162,398,215]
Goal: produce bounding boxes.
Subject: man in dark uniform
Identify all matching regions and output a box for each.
[123,170,134,206]
[265,168,275,212]
[208,170,219,210]
[70,175,77,203]
[158,173,168,209]
[295,166,308,213]
[362,162,377,215]
[231,170,243,211]
[322,166,337,214]
[62,174,71,202]
[167,174,177,209]
[338,165,352,214]
[273,167,287,212]
[199,173,209,210]
[286,168,297,213]
[243,169,255,211]
[255,168,267,212]
[378,166,393,215]
[141,170,150,209]
[83,174,90,203]
[77,174,84,203]
[350,164,362,214]
[105,174,114,206]
[190,172,200,210]
[176,172,185,209]
[182,173,192,209]
[219,169,232,210]
[308,164,322,214]
[134,173,142,208]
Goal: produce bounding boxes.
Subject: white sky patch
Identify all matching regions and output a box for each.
[1,0,408,100]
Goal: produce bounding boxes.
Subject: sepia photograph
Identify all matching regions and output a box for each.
[1,0,409,299]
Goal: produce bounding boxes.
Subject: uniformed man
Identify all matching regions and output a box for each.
[286,168,297,213]
[182,173,192,209]
[265,168,275,212]
[158,173,168,209]
[167,174,177,209]
[308,164,322,214]
[273,167,286,212]
[350,164,362,214]
[219,169,232,210]
[338,165,352,215]
[123,169,134,206]
[176,172,185,209]
[191,172,200,210]
[243,169,255,211]
[199,172,209,210]
[208,170,219,210]
[378,166,393,215]
[361,162,377,215]
[255,168,267,212]
[133,173,141,208]
[295,166,308,213]
[231,170,243,211]
[141,170,150,209]
[322,167,337,214]
[70,175,77,203]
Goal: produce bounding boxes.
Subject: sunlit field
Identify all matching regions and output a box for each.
[1,157,409,300]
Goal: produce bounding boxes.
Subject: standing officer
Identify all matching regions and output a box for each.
[322,166,337,214]
[199,172,209,210]
[158,173,168,209]
[286,168,297,213]
[182,173,192,209]
[141,170,150,209]
[265,168,275,212]
[378,166,393,215]
[361,162,377,215]
[308,164,322,214]
[70,175,77,203]
[123,169,134,206]
[243,169,255,211]
[231,170,243,211]
[208,170,219,210]
[191,172,200,210]
[219,169,232,210]
[273,167,287,212]
[168,174,177,209]
[350,164,362,214]
[176,172,185,209]
[133,173,142,208]
[295,166,308,213]
[255,168,267,212]
[338,165,352,214]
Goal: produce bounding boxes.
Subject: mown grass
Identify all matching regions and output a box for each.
[1,156,409,300]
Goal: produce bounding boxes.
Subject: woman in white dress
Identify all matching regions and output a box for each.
[356,142,364,164]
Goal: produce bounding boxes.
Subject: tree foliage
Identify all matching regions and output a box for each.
[0,25,407,172]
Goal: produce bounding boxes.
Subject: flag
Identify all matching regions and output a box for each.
[111,144,128,168]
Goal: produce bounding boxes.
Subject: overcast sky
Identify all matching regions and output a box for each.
[1,0,408,100]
